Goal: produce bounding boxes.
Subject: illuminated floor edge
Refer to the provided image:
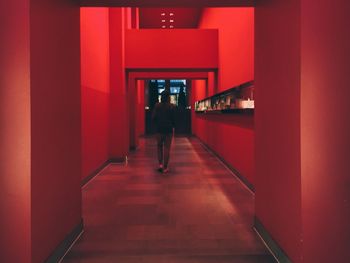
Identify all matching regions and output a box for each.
[63,136,275,263]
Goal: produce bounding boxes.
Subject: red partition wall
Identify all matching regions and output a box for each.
[109,8,129,159]
[301,0,350,261]
[191,80,207,136]
[255,1,302,261]
[80,0,256,7]
[195,115,255,185]
[192,8,255,187]
[128,77,137,148]
[30,1,82,262]
[125,29,218,69]
[0,1,31,262]
[136,80,145,137]
[207,71,216,96]
[199,8,254,92]
[128,71,209,80]
[128,78,145,149]
[81,8,111,180]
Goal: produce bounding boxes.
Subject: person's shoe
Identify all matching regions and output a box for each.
[157,165,163,172]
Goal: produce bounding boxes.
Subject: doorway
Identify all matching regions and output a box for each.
[145,79,192,135]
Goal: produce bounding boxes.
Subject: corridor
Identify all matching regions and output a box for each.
[63,137,275,263]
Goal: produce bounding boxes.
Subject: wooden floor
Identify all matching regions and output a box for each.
[63,136,275,263]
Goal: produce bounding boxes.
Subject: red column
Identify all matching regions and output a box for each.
[137,80,145,136]
[0,1,31,262]
[81,8,110,179]
[301,0,350,261]
[30,1,82,262]
[128,76,137,149]
[255,0,302,261]
[109,8,129,159]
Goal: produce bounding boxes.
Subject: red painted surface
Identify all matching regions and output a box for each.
[192,83,255,186]
[81,8,110,179]
[139,8,202,28]
[0,1,31,262]
[207,71,216,96]
[301,0,350,262]
[30,1,82,262]
[136,80,145,136]
[199,8,254,92]
[192,8,255,187]
[128,78,145,148]
[109,8,129,159]
[80,0,255,7]
[190,80,206,136]
[195,115,254,183]
[125,29,218,69]
[128,71,209,80]
[128,77,137,148]
[131,7,139,29]
[255,1,302,261]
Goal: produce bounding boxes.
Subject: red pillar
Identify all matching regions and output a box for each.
[109,8,129,159]
[128,76,137,149]
[0,1,31,262]
[301,0,350,261]
[256,0,350,262]
[30,1,82,262]
[136,80,145,137]
[255,0,302,261]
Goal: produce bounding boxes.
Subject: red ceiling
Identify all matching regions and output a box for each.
[139,8,202,29]
[80,0,255,7]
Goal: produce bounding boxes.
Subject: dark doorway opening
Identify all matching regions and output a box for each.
[145,79,192,135]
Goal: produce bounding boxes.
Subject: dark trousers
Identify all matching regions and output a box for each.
[156,133,173,169]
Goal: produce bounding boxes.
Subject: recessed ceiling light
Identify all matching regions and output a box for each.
[170,19,174,23]
[161,13,166,16]
[170,13,174,16]
[162,25,166,28]
[161,19,166,22]
[169,25,174,28]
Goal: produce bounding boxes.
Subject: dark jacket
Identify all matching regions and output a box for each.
[152,102,175,134]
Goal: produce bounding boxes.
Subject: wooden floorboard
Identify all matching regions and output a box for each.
[62,136,275,263]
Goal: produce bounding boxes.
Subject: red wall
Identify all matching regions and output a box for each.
[192,80,255,186]
[199,8,254,92]
[301,0,350,261]
[192,8,255,187]
[128,77,137,148]
[109,8,129,159]
[195,115,255,184]
[80,0,256,7]
[191,80,207,136]
[128,71,209,80]
[30,0,82,262]
[255,1,302,261]
[136,80,145,137]
[0,1,31,262]
[128,78,145,149]
[81,8,111,179]
[125,29,218,69]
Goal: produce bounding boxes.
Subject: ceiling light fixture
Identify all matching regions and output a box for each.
[162,25,166,28]
[170,19,174,23]
[170,13,174,16]
[169,25,174,28]
[161,19,166,22]
[161,13,166,16]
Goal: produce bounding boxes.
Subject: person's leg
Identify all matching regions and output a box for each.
[156,134,164,169]
[163,133,173,172]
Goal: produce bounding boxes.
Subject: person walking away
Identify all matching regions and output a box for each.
[152,90,175,173]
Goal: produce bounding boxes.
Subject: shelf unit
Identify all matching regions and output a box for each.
[194,81,254,114]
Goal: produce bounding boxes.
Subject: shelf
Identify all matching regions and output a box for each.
[195,108,254,114]
[194,81,255,114]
